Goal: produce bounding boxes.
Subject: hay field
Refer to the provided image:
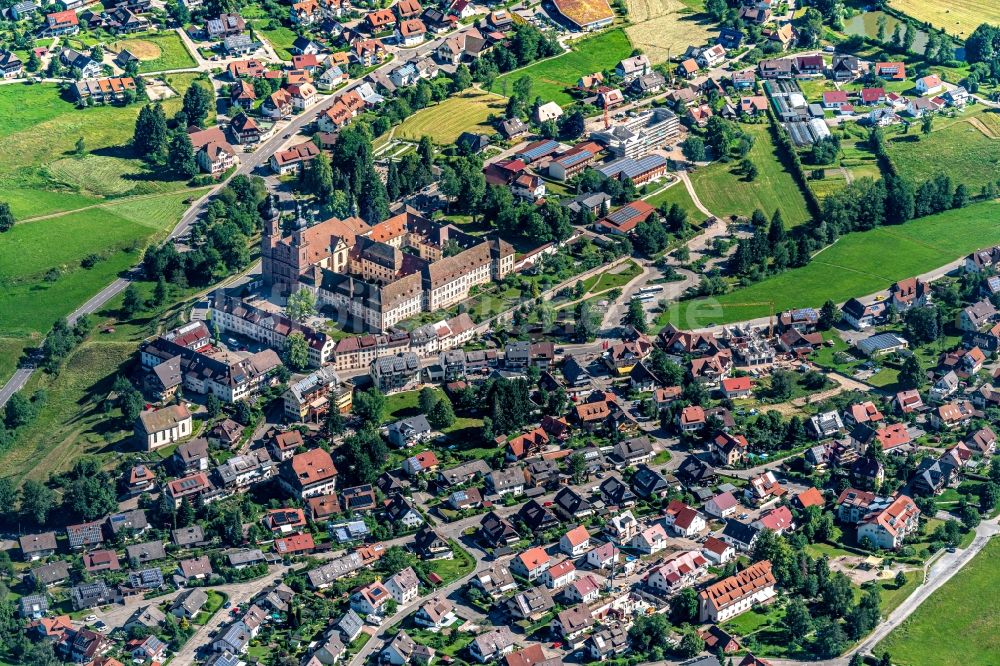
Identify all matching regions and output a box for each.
[625,0,714,64]
[118,39,161,59]
[889,0,1000,40]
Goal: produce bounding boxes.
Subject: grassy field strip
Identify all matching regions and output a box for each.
[664,200,1000,326]
[392,90,505,144]
[810,260,894,282]
[0,190,204,337]
[15,190,198,225]
[875,538,1000,666]
[886,110,1000,192]
[496,29,633,106]
[689,124,813,227]
[0,342,136,482]
[0,84,188,218]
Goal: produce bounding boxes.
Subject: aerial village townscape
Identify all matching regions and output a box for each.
[2,0,1000,664]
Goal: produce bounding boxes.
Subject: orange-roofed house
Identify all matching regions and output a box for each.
[275,532,315,555]
[720,376,752,399]
[402,450,440,476]
[875,62,906,80]
[915,74,943,95]
[845,401,884,427]
[654,386,682,410]
[395,18,426,46]
[711,432,749,466]
[505,644,546,666]
[876,422,913,451]
[678,405,706,433]
[265,508,307,534]
[44,10,79,35]
[795,487,825,510]
[698,560,776,622]
[574,400,614,433]
[280,448,338,498]
[511,547,551,581]
[744,471,786,506]
[366,8,396,31]
[932,400,977,430]
[857,494,920,550]
[559,525,590,557]
[395,0,422,18]
[505,427,550,461]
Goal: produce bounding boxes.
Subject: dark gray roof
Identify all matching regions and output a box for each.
[721,519,759,545]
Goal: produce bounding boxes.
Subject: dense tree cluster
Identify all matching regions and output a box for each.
[0,202,13,233]
[703,115,754,161]
[40,316,92,373]
[479,186,573,243]
[730,209,804,279]
[439,155,487,215]
[330,128,390,224]
[479,378,533,437]
[386,137,435,201]
[468,24,561,88]
[340,426,390,484]
[142,175,267,286]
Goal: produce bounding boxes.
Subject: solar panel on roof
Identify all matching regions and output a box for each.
[607,204,642,224]
[517,140,559,160]
[558,150,593,167]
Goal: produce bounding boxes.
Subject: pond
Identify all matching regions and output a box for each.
[843,10,965,60]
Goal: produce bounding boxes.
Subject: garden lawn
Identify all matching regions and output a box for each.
[722,603,785,636]
[877,572,922,615]
[885,108,1000,193]
[257,25,298,61]
[195,590,227,624]
[876,539,1000,666]
[581,259,642,294]
[393,90,505,144]
[496,29,633,106]
[644,181,704,221]
[425,541,477,585]
[0,190,205,337]
[111,30,197,73]
[664,200,1000,326]
[889,0,1000,39]
[690,123,812,227]
[382,388,435,424]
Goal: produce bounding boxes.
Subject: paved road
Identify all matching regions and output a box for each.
[769,515,999,666]
[0,368,32,406]
[0,22,485,408]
